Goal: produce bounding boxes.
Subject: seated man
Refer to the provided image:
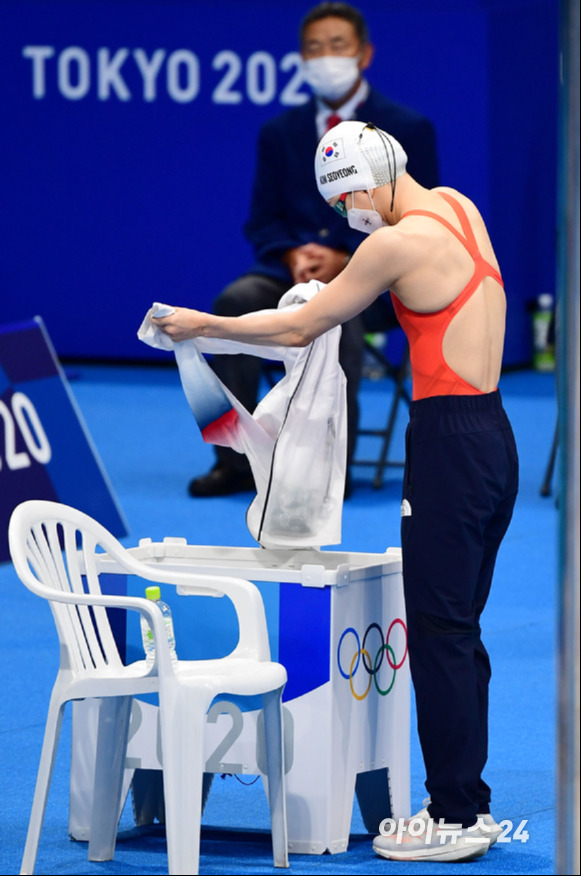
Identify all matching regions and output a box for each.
[189,1,439,498]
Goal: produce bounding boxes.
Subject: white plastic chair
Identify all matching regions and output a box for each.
[9,499,288,875]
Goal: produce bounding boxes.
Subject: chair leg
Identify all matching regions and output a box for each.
[262,687,289,868]
[540,420,559,497]
[355,344,410,488]
[20,696,66,875]
[372,346,410,489]
[158,686,211,876]
[88,696,133,861]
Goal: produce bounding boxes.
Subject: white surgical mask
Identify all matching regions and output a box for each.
[302,56,360,102]
[347,191,386,235]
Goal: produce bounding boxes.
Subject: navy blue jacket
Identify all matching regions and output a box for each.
[243,87,439,282]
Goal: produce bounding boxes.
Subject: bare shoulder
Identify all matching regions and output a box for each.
[434,185,498,263]
[433,186,487,227]
[357,223,419,264]
[434,185,473,205]
[348,225,414,291]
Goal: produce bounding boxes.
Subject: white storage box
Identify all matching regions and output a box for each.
[70,541,410,855]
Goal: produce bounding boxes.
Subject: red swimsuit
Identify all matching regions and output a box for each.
[390,191,504,401]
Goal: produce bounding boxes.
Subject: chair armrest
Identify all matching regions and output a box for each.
[176,576,272,662]
[91,541,273,661]
[37,587,177,674]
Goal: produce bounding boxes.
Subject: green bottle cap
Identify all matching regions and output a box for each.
[145,585,161,601]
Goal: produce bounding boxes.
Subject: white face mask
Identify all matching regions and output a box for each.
[302,56,360,102]
[347,192,386,235]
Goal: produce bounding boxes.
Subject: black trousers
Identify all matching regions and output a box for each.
[210,273,364,474]
[400,390,519,827]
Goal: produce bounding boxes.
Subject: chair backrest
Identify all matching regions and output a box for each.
[9,500,128,674]
[9,500,274,671]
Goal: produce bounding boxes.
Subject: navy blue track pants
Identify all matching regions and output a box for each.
[400,390,519,827]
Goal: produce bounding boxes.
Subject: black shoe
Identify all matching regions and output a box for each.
[188,464,256,497]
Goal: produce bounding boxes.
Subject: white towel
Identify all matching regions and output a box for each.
[137,281,347,549]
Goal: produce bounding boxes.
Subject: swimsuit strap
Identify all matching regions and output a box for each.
[401,192,503,285]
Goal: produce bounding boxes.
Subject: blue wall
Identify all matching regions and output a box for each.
[0,0,559,367]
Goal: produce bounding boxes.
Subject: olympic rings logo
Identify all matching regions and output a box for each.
[337,619,408,701]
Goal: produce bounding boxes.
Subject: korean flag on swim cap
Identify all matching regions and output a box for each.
[315,120,408,201]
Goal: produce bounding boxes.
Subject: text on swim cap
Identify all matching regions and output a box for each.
[319,165,359,185]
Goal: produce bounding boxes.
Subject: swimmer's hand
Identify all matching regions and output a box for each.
[152,306,210,343]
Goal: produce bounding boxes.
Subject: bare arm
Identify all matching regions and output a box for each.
[153,305,314,347]
[154,228,405,346]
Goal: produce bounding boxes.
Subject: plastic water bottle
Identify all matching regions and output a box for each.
[140,585,177,667]
[532,293,555,372]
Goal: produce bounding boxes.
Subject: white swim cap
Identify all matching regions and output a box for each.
[315,120,408,201]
